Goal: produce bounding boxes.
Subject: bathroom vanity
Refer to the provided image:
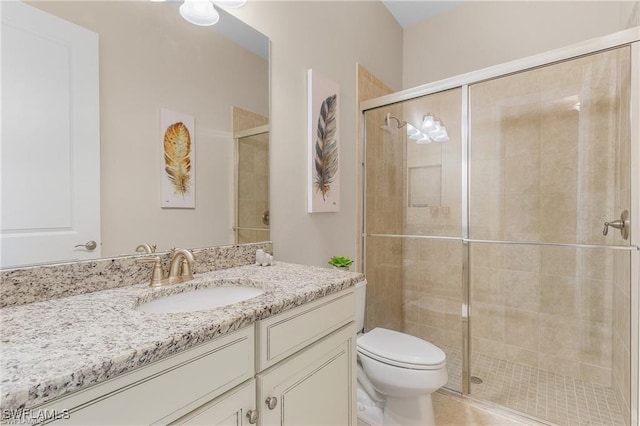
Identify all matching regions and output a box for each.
[0,255,363,425]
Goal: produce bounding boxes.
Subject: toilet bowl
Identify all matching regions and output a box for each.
[355,281,448,426]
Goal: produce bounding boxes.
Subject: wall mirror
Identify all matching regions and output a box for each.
[1,1,269,268]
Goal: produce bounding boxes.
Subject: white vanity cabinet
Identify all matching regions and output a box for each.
[255,289,356,426]
[257,324,355,426]
[41,327,255,425]
[36,287,356,426]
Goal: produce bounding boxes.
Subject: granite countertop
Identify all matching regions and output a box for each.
[0,262,364,413]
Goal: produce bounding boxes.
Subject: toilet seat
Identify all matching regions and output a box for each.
[357,328,446,370]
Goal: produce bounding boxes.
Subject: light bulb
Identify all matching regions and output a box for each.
[428,122,441,134]
[416,135,432,144]
[180,0,220,26]
[213,0,247,8]
[406,123,420,137]
[432,128,449,142]
[422,114,436,131]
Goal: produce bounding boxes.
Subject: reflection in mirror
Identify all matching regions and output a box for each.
[233,120,269,244]
[1,1,269,268]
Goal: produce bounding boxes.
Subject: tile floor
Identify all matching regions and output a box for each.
[442,344,626,426]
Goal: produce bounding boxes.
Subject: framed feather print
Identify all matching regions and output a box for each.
[160,108,195,209]
[307,69,340,213]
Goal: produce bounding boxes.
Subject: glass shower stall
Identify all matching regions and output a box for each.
[361,31,638,425]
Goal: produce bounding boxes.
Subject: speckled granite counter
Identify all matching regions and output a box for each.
[0,262,364,414]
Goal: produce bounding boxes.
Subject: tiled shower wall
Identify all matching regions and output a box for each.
[402,238,462,353]
[470,245,615,385]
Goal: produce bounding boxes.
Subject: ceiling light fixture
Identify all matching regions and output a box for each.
[175,0,248,27]
[213,0,247,8]
[180,0,220,26]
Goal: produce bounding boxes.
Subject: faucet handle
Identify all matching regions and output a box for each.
[136,256,164,287]
[180,258,194,280]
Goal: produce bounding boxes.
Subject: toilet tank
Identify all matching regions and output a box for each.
[355,280,367,332]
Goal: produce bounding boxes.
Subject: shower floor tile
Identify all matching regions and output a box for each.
[441,344,626,426]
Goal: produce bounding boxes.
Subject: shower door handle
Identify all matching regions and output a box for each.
[603,210,629,240]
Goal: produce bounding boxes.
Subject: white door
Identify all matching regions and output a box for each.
[1,1,100,267]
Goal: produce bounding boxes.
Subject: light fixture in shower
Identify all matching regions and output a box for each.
[421,114,449,142]
[155,0,247,27]
[380,113,449,144]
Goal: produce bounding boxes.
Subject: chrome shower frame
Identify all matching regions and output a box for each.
[359,27,640,424]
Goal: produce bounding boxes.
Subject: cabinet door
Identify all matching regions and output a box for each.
[172,380,256,426]
[257,324,356,426]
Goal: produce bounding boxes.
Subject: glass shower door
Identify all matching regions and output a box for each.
[468,46,632,425]
[234,127,270,244]
[364,88,464,392]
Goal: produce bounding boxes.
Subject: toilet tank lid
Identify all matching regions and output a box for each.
[357,328,446,368]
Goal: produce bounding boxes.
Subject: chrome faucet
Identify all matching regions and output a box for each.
[168,248,195,284]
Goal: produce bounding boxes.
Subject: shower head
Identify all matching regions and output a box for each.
[380,113,407,132]
[380,113,394,132]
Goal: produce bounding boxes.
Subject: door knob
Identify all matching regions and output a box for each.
[74,240,97,251]
[261,210,270,226]
[265,396,278,410]
[603,210,629,240]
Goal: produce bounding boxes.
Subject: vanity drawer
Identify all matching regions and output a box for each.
[42,327,254,425]
[257,288,355,370]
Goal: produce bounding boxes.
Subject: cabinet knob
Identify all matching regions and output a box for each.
[265,396,278,410]
[246,409,259,424]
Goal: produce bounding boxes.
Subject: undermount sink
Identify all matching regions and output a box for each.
[137,286,265,314]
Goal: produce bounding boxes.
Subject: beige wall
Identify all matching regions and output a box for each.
[230,1,403,267]
[30,1,269,256]
[403,1,637,88]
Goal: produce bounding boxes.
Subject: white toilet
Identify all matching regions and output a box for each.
[355,280,448,426]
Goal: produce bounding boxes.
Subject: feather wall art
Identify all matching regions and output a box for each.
[307,70,340,213]
[164,122,191,195]
[314,94,338,201]
[160,109,195,209]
